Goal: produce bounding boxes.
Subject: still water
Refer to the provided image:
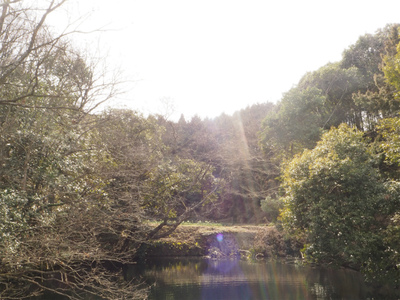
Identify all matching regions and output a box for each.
[128,258,386,300]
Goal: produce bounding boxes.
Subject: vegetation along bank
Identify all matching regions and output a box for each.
[141,223,302,259]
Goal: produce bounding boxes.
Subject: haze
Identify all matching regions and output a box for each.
[56,0,400,120]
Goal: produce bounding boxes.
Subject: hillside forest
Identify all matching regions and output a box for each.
[1,1,400,298]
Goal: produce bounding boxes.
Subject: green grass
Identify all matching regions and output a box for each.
[180,220,224,227]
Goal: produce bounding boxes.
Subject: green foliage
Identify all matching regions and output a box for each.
[383,26,400,98]
[0,106,108,210]
[341,27,388,79]
[261,25,400,160]
[383,213,400,277]
[280,124,400,282]
[261,87,326,155]
[299,63,366,129]
[257,23,400,288]
[144,157,219,221]
[377,117,400,166]
[260,62,370,159]
[342,25,400,126]
[0,189,29,257]
[260,196,282,223]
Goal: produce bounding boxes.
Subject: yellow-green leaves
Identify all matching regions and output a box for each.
[383,28,400,97]
[280,124,400,280]
[377,117,400,166]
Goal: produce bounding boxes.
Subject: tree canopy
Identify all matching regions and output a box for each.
[268,23,400,287]
[280,125,400,282]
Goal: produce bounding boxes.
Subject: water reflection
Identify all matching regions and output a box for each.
[130,258,370,300]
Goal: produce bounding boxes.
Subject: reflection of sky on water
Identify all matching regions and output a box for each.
[199,259,308,300]
[201,259,251,300]
[141,233,371,300]
[201,233,251,299]
[142,257,371,300]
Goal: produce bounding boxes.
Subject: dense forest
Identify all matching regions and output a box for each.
[1,1,400,298]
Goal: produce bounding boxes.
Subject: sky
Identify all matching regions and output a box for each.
[51,0,400,121]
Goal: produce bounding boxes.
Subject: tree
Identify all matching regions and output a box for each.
[349,24,400,127]
[97,109,223,239]
[375,117,400,285]
[0,1,146,299]
[377,117,400,169]
[298,63,366,129]
[260,25,400,157]
[0,1,116,111]
[98,109,166,202]
[382,26,400,102]
[341,27,388,80]
[280,124,400,283]
[145,157,221,239]
[260,86,327,156]
[159,114,219,162]
[214,104,279,223]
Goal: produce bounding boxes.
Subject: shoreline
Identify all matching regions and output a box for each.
[140,224,302,259]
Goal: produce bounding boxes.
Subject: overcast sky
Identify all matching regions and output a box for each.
[53,0,400,121]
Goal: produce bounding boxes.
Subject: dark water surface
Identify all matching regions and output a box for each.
[30,257,399,299]
[127,258,389,300]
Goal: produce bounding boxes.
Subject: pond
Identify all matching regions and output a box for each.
[127,257,393,300]
[30,257,399,299]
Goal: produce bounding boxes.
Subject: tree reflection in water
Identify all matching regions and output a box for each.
[131,258,379,300]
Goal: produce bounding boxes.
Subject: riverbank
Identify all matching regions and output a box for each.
[140,223,302,259]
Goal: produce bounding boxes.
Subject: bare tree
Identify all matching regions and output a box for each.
[0,0,118,112]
